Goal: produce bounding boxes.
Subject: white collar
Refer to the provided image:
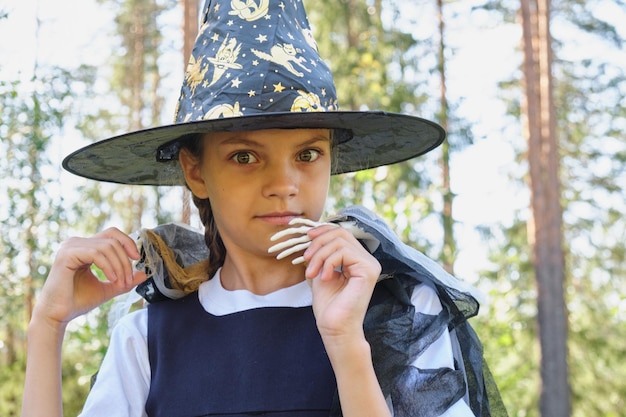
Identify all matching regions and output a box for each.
[198,268,313,316]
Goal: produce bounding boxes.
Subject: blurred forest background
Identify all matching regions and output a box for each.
[1,0,625,416]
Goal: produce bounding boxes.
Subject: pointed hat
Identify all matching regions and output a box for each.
[62,0,445,185]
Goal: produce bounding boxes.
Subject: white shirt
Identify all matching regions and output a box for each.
[79,270,475,416]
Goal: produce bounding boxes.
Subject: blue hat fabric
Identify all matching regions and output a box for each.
[63,0,445,185]
[176,0,338,121]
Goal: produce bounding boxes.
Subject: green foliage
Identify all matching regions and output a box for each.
[330,159,440,253]
[555,7,626,416]
[310,0,430,113]
[0,360,26,417]
[0,64,86,372]
[0,62,109,413]
[474,218,540,416]
[558,51,626,413]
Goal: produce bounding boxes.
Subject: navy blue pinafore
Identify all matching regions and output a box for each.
[145,292,337,417]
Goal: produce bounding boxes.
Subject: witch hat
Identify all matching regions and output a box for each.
[63,0,445,185]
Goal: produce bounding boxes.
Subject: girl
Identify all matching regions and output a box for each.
[22,0,505,415]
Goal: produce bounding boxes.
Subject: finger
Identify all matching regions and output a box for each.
[102,240,136,286]
[97,227,141,260]
[75,238,135,287]
[74,245,124,286]
[96,228,142,284]
[305,223,352,243]
[304,226,358,259]
[101,268,148,299]
[304,228,371,280]
[304,237,348,280]
[73,268,147,317]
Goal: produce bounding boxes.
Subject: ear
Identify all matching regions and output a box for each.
[179,147,210,199]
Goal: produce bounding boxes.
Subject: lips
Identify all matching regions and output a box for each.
[256,212,303,225]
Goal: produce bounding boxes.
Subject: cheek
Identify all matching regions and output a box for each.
[202,173,225,209]
[304,169,330,209]
[313,163,331,193]
[205,174,251,211]
[205,181,229,205]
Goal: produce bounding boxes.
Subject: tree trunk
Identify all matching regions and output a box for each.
[181,0,199,225]
[519,0,570,415]
[436,0,455,274]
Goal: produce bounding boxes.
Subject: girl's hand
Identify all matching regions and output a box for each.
[301,224,382,341]
[33,227,147,329]
[269,221,391,417]
[22,228,147,417]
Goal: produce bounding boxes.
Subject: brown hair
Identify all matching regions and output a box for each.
[178,133,226,283]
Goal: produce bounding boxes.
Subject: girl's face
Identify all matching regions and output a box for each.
[181,128,332,260]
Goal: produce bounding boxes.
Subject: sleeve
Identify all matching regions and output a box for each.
[410,283,476,417]
[78,309,151,417]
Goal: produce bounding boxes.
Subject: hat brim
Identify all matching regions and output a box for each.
[62,111,445,186]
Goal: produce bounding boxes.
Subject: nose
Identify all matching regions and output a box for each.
[262,160,298,199]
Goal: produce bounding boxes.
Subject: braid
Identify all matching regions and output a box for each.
[177,133,226,282]
[193,194,226,280]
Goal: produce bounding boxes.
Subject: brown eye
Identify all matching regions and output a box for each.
[297,149,320,162]
[231,151,257,164]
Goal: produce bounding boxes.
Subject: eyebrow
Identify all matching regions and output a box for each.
[218,133,330,148]
[218,136,262,147]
